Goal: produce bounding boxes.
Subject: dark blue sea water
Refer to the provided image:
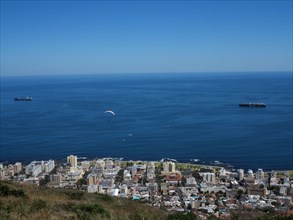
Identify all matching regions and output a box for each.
[1,72,292,170]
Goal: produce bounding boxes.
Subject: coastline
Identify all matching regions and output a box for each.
[2,157,292,173]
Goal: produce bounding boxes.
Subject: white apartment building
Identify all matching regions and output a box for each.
[50,174,62,183]
[96,159,105,169]
[186,176,197,185]
[247,169,254,178]
[44,160,55,173]
[67,155,77,168]
[25,160,55,177]
[13,162,22,173]
[105,160,114,169]
[163,162,176,173]
[238,169,244,180]
[201,172,216,184]
[81,161,90,171]
[256,168,265,183]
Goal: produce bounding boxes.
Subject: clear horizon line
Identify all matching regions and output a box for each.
[1,70,293,77]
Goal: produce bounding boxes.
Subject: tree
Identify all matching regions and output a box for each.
[39,175,50,186]
[76,178,87,189]
[115,169,124,184]
[187,204,192,210]
[216,190,224,198]
[236,189,244,200]
[126,162,134,167]
[181,176,186,186]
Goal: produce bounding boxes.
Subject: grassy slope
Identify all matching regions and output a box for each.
[2,181,291,220]
[0,181,167,220]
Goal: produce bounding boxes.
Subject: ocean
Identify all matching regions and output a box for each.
[1,72,292,170]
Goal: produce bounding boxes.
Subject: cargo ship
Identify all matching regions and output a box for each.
[14,97,32,101]
[239,103,266,107]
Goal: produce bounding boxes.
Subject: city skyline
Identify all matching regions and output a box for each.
[1,0,292,76]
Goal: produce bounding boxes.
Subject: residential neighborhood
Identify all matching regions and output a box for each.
[1,156,293,219]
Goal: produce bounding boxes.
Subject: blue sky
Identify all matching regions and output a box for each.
[1,0,292,76]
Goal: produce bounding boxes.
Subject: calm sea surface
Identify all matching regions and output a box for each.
[1,72,292,170]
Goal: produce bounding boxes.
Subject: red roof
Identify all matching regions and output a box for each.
[165,173,182,181]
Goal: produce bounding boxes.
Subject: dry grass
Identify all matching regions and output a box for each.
[0,181,167,220]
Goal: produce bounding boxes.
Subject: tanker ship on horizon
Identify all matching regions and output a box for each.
[14,97,32,101]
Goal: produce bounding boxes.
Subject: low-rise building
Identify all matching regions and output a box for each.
[165,173,182,186]
[81,161,90,171]
[50,173,62,183]
[13,162,22,174]
[186,176,197,186]
[247,185,267,197]
[201,172,216,184]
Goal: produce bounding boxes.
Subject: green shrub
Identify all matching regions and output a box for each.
[129,209,149,220]
[0,184,10,196]
[0,183,26,198]
[31,199,47,211]
[0,201,12,220]
[256,215,293,220]
[167,212,197,220]
[96,193,113,202]
[65,191,84,200]
[65,202,110,219]
[15,201,31,217]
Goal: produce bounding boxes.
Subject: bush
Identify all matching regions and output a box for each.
[256,215,293,220]
[65,191,84,200]
[167,212,197,220]
[31,199,47,211]
[15,201,31,217]
[96,193,113,202]
[65,202,110,219]
[39,175,50,186]
[0,183,26,198]
[0,184,10,196]
[0,201,12,219]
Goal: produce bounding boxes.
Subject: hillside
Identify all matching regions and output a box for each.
[1,181,292,220]
[0,181,170,220]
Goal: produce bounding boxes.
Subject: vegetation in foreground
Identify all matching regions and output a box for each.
[0,181,168,220]
[1,181,292,220]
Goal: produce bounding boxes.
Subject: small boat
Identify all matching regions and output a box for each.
[239,103,266,107]
[14,97,32,101]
